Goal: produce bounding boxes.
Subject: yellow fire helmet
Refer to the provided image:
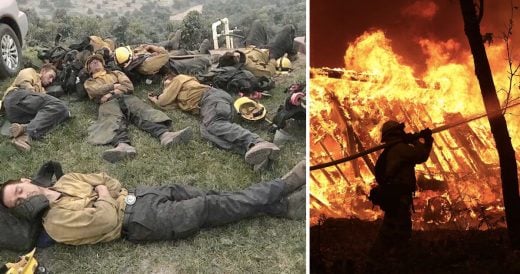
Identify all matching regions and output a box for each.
[114,46,133,66]
[4,248,40,274]
[233,97,267,121]
[275,54,292,71]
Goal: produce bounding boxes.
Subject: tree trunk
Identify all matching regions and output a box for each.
[459,0,520,249]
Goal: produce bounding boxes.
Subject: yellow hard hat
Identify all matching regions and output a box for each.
[5,248,39,274]
[233,97,266,121]
[275,55,292,71]
[114,46,133,65]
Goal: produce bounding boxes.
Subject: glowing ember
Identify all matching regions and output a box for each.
[310,30,520,230]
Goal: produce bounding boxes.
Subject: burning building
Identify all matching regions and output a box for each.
[309,29,520,231]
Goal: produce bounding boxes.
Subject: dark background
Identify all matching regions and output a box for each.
[310,0,515,75]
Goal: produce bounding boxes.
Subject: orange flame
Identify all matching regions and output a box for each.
[310,30,520,230]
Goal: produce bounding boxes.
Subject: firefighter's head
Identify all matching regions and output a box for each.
[381,120,405,142]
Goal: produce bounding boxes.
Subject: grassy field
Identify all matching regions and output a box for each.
[0,53,306,273]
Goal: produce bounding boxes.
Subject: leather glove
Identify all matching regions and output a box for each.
[11,195,49,220]
[419,128,434,143]
[33,161,63,187]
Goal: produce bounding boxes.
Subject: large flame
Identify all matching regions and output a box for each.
[310,30,520,230]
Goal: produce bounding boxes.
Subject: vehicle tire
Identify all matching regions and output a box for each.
[0,24,22,79]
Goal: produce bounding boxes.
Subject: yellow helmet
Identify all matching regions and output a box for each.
[114,46,133,65]
[233,97,266,121]
[275,55,292,71]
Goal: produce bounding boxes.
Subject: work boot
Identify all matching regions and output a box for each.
[10,123,27,138]
[285,187,306,220]
[282,160,306,195]
[102,143,137,163]
[11,133,31,152]
[244,141,280,165]
[199,39,211,54]
[160,127,193,146]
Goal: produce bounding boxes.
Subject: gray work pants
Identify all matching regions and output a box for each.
[199,88,262,155]
[87,95,171,146]
[167,56,211,76]
[3,89,70,139]
[246,20,296,60]
[123,179,288,242]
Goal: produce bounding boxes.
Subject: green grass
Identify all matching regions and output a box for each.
[0,54,306,273]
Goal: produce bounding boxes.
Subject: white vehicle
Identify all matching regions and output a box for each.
[0,0,28,78]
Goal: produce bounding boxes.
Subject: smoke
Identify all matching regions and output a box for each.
[311,0,520,75]
[402,0,439,20]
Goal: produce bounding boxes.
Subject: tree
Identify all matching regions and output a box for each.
[113,17,130,44]
[459,0,520,249]
[180,11,206,50]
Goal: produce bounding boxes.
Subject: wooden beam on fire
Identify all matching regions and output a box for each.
[326,89,372,178]
[346,124,362,177]
[421,105,462,180]
[319,141,351,184]
[445,112,490,176]
[343,105,376,175]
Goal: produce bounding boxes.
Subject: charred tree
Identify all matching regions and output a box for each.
[459,0,520,249]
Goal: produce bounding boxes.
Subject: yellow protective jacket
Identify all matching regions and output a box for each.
[3,68,44,98]
[154,74,210,114]
[84,70,134,103]
[1,68,44,110]
[132,44,169,76]
[242,47,276,78]
[43,173,128,245]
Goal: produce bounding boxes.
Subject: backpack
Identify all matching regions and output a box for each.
[37,46,95,98]
[0,161,62,252]
[368,148,392,210]
[272,83,306,129]
[369,145,414,211]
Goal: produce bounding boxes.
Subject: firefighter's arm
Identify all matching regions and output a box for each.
[411,139,433,164]
[17,80,37,92]
[84,78,114,102]
[142,44,168,55]
[137,48,169,76]
[43,196,119,244]
[64,172,122,197]
[112,70,134,94]
[154,78,183,107]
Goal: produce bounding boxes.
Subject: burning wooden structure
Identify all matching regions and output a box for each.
[310,30,520,231]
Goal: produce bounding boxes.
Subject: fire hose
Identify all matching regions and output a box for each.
[311,100,520,171]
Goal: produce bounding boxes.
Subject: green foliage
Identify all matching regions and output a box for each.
[202,0,306,37]
[180,11,208,50]
[21,0,304,49]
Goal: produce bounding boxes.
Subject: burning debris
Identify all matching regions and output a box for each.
[310,30,520,231]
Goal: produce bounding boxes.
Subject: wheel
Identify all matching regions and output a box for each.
[0,24,22,79]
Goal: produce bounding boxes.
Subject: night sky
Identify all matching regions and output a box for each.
[310,0,515,74]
